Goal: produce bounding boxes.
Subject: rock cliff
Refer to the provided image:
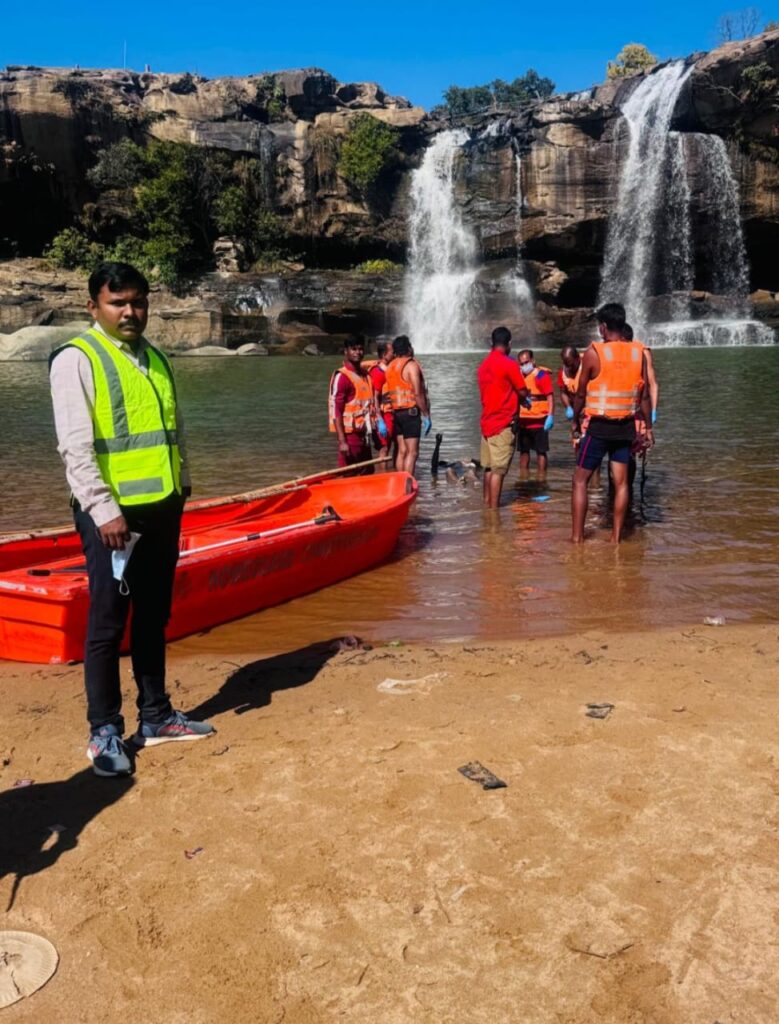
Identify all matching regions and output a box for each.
[1,32,777,353]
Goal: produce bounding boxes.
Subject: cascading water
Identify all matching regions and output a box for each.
[599,61,693,329]
[403,130,480,353]
[509,153,533,311]
[600,60,773,346]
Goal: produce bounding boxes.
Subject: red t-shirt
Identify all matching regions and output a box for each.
[477,350,526,437]
[368,364,386,395]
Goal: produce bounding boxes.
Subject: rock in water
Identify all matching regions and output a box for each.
[0,321,89,361]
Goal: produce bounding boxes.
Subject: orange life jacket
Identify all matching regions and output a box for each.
[383,356,420,411]
[328,366,374,434]
[584,341,644,419]
[560,364,581,398]
[519,365,553,420]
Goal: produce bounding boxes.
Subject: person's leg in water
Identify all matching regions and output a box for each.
[395,434,408,472]
[610,459,630,542]
[403,437,420,475]
[571,465,595,542]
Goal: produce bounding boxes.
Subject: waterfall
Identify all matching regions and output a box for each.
[403,130,479,353]
[510,154,533,310]
[600,61,773,346]
[599,61,693,328]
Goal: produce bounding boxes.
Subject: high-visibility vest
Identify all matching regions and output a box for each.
[328,366,374,434]
[560,364,581,398]
[383,356,419,411]
[519,365,553,419]
[584,341,644,419]
[50,327,182,505]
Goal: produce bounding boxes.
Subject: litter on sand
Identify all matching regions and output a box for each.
[377,672,448,695]
[585,702,615,720]
[531,495,551,503]
[458,761,507,790]
[184,847,204,860]
[0,931,59,1008]
[12,779,33,788]
[703,615,726,627]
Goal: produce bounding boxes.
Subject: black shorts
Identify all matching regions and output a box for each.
[517,426,549,455]
[394,407,422,440]
[576,433,632,470]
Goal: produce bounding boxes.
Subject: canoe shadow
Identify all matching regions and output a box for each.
[186,638,344,722]
[0,768,133,911]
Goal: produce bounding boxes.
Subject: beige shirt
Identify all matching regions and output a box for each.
[49,324,191,527]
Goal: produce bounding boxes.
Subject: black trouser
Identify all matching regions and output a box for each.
[74,493,183,734]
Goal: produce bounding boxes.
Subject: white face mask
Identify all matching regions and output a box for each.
[111,532,141,596]
[520,361,534,377]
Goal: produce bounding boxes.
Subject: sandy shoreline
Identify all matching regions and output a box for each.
[1,621,778,1022]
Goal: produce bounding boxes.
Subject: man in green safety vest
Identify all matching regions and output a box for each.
[50,262,215,777]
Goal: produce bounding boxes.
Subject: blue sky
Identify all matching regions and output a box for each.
[2,1,777,108]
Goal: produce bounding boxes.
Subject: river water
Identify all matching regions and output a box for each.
[2,348,779,650]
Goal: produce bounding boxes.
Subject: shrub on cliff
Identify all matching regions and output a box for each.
[355,259,403,275]
[338,114,400,191]
[606,44,658,80]
[44,228,105,271]
[436,71,555,116]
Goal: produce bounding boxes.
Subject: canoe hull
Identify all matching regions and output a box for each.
[0,474,417,664]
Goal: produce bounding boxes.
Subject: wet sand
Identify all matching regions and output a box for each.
[1,622,777,1022]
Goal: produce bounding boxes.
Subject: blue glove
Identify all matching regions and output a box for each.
[565,406,574,421]
[377,417,388,439]
[543,414,554,432]
[422,416,432,437]
[651,409,657,426]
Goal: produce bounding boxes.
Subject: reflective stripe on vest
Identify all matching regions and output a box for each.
[51,328,181,505]
[584,341,644,419]
[519,365,552,419]
[328,366,374,434]
[383,357,418,411]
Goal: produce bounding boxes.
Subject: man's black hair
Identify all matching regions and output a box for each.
[518,348,534,360]
[561,344,578,360]
[491,326,512,348]
[623,323,634,341]
[596,303,626,334]
[376,339,391,358]
[343,333,365,350]
[88,262,150,301]
[392,335,412,357]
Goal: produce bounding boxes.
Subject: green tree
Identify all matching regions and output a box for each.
[44,227,105,270]
[86,138,147,190]
[338,114,400,191]
[607,43,659,80]
[440,71,555,115]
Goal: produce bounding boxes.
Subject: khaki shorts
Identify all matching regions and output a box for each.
[480,426,516,477]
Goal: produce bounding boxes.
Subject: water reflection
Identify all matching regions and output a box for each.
[2,347,779,648]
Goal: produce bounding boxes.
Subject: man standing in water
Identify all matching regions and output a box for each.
[329,334,385,472]
[383,335,431,476]
[477,327,530,508]
[571,304,653,543]
[367,338,394,467]
[517,349,554,474]
[49,262,215,777]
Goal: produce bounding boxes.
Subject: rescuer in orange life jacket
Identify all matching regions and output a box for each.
[382,335,431,476]
[329,334,386,474]
[571,303,654,544]
[517,348,555,475]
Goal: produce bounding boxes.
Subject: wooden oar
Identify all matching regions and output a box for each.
[0,456,391,543]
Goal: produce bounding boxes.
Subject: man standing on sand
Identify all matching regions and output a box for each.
[571,303,653,543]
[49,262,215,778]
[329,334,386,473]
[477,327,530,508]
[517,349,554,475]
[382,335,431,476]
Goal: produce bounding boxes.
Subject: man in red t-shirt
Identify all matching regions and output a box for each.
[477,326,530,508]
[367,338,394,467]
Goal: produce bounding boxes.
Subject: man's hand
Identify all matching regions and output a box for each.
[645,429,655,450]
[339,440,349,454]
[422,416,432,437]
[99,515,131,550]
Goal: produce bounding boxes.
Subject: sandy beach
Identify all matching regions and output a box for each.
[1,621,777,1022]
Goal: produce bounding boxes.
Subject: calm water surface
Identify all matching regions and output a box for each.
[2,348,778,650]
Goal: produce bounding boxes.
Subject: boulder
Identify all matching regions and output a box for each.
[302,343,321,356]
[174,345,235,357]
[236,342,269,355]
[0,320,89,361]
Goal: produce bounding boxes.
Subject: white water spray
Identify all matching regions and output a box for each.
[403,130,479,353]
[509,153,533,310]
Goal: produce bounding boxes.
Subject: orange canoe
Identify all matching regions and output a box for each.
[0,472,417,665]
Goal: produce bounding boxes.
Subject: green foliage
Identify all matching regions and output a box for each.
[607,44,658,80]
[86,139,147,191]
[440,70,555,115]
[338,114,400,191]
[740,61,779,101]
[254,74,287,121]
[355,258,403,275]
[44,228,105,270]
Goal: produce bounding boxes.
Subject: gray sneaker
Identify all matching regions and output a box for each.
[87,724,132,777]
[133,710,216,747]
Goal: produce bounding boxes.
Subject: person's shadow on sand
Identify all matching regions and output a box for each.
[187,638,344,722]
[0,768,134,910]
